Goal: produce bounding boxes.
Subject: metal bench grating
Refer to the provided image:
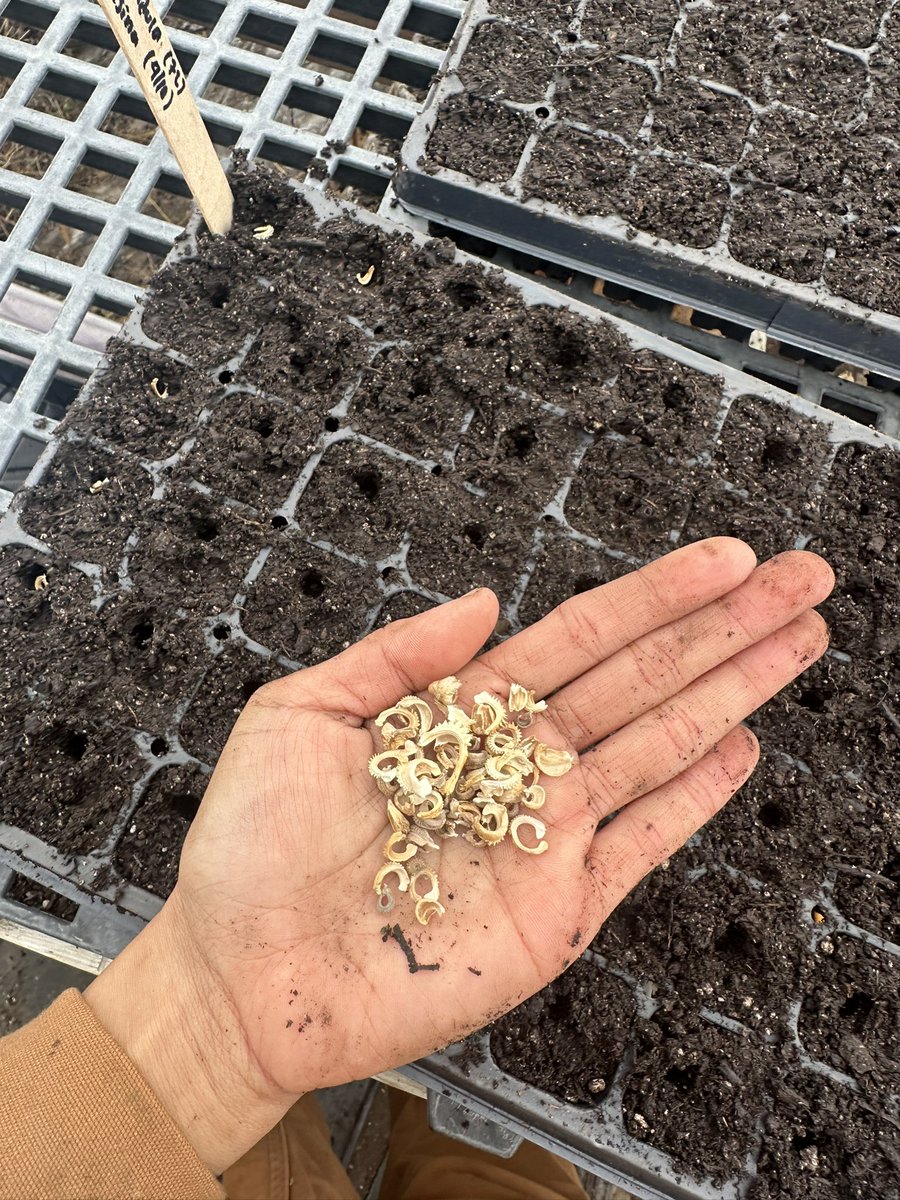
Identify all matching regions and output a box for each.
[0,0,464,505]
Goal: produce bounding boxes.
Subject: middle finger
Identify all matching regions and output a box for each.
[547,551,833,752]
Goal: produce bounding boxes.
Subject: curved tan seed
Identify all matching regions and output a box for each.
[532,742,576,777]
[374,863,410,894]
[410,867,440,903]
[415,898,446,926]
[384,832,418,862]
[510,814,549,855]
[522,784,546,810]
[428,676,461,710]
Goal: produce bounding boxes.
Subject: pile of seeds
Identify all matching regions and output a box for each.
[369,676,575,924]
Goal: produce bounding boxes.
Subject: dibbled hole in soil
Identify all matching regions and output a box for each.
[177,644,289,766]
[238,309,369,405]
[175,391,319,512]
[798,934,900,1100]
[240,541,377,666]
[114,763,210,896]
[490,958,636,1105]
[453,394,582,514]
[128,488,269,616]
[405,482,533,600]
[16,441,154,573]
[711,395,831,508]
[296,441,420,561]
[622,1008,770,1184]
[140,259,259,368]
[0,720,143,856]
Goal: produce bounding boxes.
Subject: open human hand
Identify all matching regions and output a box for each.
[86,537,833,1173]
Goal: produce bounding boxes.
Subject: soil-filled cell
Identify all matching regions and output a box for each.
[728,187,841,283]
[176,391,319,512]
[554,54,654,138]
[240,541,377,664]
[523,125,632,217]
[580,0,678,56]
[565,440,696,556]
[651,76,752,166]
[622,155,730,249]
[114,763,211,898]
[296,440,422,560]
[622,1010,771,1184]
[711,395,831,509]
[63,345,214,462]
[405,481,534,599]
[741,109,850,196]
[830,858,900,946]
[371,591,437,630]
[453,393,582,515]
[747,654,898,780]
[799,935,900,1099]
[237,308,370,406]
[805,0,885,46]
[660,866,808,1029]
[16,440,154,572]
[487,0,578,35]
[824,231,900,319]
[458,20,558,104]
[750,1068,898,1200]
[0,546,96,645]
[140,255,260,368]
[697,747,844,887]
[517,532,631,627]
[128,489,268,616]
[426,95,533,184]
[178,645,289,765]
[0,718,142,856]
[347,345,470,461]
[808,442,900,658]
[96,594,211,731]
[587,350,723,457]
[680,482,802,563]
[674,2,771,98]
[768,35,868,122]
[489,958,636,1105]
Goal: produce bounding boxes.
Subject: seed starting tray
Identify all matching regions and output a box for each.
[1,171,897,1198]
[0,0,465,507]
[396,0,900,382]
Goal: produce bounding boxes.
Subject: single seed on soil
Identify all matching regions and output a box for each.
[33,574,48,592]
[253,224,275,240]
[356,264,376,286]
[150,377,168,399]
[370,677,574,925]
[88,477,109,494]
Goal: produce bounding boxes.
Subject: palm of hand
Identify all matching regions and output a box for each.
[178,695,590,1094]
[173,540,832,1097]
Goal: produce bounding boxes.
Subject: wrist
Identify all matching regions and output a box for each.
[84,887,296,1174]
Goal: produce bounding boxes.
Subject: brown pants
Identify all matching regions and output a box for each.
[223,1088,589,1200]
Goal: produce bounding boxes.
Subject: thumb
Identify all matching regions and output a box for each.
[295,589,500,718]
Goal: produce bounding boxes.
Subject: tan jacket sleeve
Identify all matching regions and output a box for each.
[0,987,225,1200]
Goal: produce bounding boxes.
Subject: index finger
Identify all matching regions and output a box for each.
[476,537,758,699]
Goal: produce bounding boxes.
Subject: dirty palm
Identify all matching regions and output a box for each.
[173,536,833,1093]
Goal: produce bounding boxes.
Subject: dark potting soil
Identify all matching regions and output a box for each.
[490,957,636,1105]
[1,163,898,1196]
[421,0,900,314]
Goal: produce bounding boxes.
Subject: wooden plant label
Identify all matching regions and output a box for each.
[96,0,233,234]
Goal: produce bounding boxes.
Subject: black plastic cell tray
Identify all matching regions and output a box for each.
[395,0,900,381]
[0,183,897,1200]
